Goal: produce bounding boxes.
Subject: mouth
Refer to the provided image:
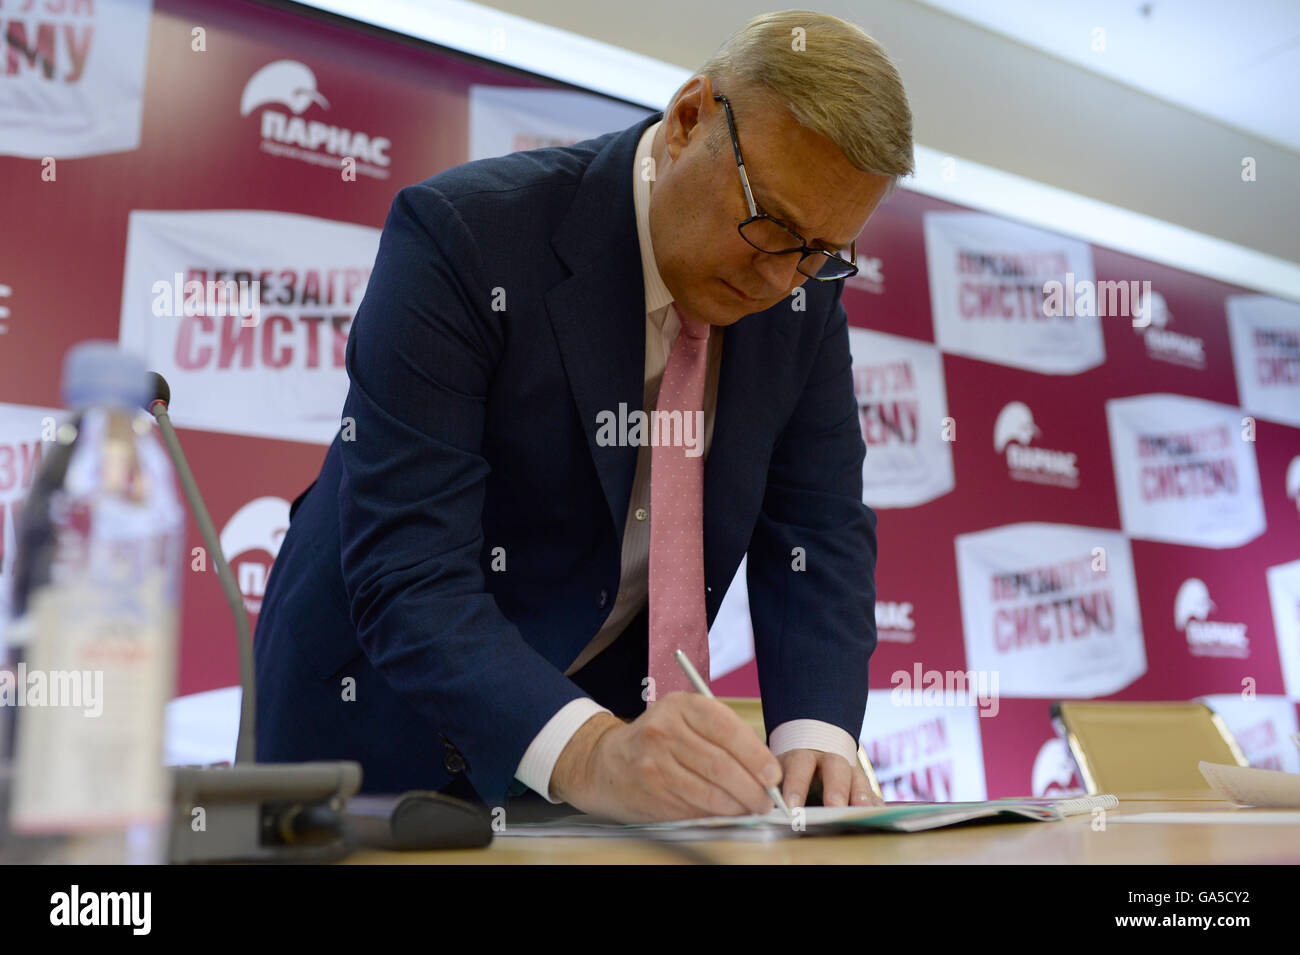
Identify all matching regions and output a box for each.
[721,279,761,304]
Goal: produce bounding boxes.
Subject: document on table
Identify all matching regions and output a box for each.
[501,796,1119,839]
[1108,811,1300,825]
[1198,760,1300,808]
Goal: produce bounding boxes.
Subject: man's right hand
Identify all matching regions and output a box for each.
[548,692,784,822]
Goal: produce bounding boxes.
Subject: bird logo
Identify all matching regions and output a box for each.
[993,401,1041,453]
[240,60,330,117]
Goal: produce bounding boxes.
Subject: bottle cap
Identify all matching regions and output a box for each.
[62,340,149,410]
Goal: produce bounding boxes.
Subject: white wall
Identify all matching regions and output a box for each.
[471,0,1300,268]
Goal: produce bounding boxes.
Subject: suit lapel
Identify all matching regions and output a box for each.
[545,271,645,553]
[546,112,798,619]
[546,115,657,553]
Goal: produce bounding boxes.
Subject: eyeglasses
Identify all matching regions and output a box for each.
[713,93,858,282]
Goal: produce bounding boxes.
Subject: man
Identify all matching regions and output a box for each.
[253,11,914,821]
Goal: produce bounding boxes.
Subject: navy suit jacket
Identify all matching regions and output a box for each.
[253,111,879,808]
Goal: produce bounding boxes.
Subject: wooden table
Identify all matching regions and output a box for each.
[341,793,1300,864]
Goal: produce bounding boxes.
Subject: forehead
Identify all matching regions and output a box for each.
[732,107,880,246]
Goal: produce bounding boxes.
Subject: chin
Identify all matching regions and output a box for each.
[712,280,767,318]
[696,297,745,326]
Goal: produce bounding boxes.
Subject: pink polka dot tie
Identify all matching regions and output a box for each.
[648,303,712,699]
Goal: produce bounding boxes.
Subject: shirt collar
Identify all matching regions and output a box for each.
[632,119,675,324]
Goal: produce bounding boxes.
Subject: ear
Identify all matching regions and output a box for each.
[664,75,718,159]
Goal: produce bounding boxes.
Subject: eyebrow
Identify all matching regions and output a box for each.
[753,186,857,252]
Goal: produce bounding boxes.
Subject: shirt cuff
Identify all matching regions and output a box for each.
[514,698,614,804]
[768,719,859,767]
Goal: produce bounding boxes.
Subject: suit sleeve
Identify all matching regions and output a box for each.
[337,183,592,808]
[746,283,878,743]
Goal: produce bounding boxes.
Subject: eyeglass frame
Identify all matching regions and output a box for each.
[712,93,859,282]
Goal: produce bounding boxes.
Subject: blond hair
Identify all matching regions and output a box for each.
[693,10,915,197]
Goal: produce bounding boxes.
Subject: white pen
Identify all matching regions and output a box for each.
[673,648,793,820]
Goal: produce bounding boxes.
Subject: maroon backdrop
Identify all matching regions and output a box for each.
[2,0,1297,799]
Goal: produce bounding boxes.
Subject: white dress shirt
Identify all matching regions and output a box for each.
[513,120,860,803]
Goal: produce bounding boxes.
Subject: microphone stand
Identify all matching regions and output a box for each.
[149,395,256,763]
[147,379,361,862]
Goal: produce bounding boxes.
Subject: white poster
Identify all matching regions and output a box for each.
[1226,294,1300,428]
[0,402,63,636]
[1031,737,1086,797]
[860,694,988,802]
[1107,393,1265,548]
[923,211,1104,374]
[709,554,754,680]
[955,522,1146,698]
[118,210,381,444]
[219,496,290,617]
[468,86,652,160]
[1199,693,1300,774]
[1266,559,1300,701]
[0,0,153,158]
[848,328,955,508]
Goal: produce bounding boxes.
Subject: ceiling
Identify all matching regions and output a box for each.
[913,0,1300,153]
[314,0,1300,272]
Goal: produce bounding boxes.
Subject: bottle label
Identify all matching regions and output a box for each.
[10,567,176,832]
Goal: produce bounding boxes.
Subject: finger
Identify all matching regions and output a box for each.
[624,708,750,820]
[849,766,882,806]
[675,694,782,789]
[630,750,746,821]
[779,749,818,808]
[662,750,754,818]
[818,752,854,807]
[671,730,774,815]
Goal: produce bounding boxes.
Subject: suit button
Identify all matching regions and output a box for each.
[439,733,466,774]
[597,589,609,608]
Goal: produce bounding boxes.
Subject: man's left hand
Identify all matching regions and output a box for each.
[776,748,882,808]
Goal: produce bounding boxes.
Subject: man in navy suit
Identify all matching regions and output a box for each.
[254,12,914,820]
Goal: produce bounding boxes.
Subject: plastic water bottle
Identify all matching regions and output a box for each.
[0,342,184,864]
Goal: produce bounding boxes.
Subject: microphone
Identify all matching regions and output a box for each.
[144,373,362,862]
[146,373,254,763]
